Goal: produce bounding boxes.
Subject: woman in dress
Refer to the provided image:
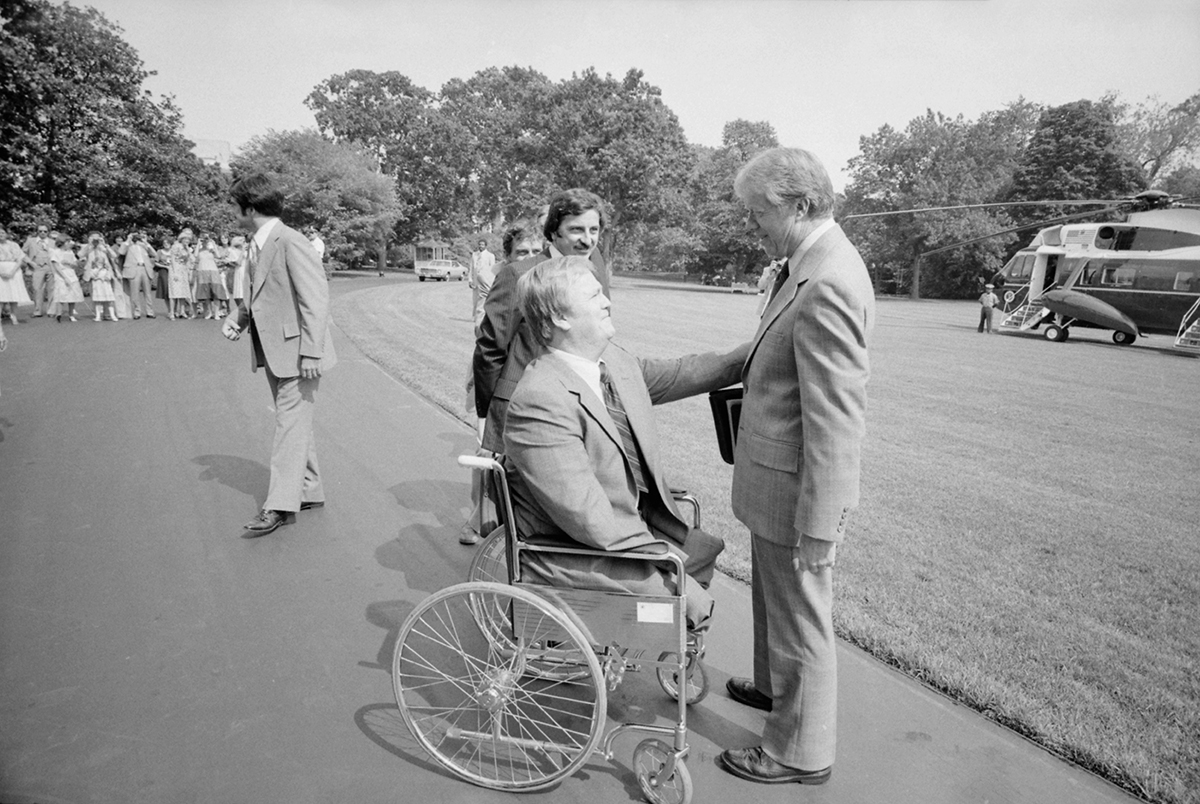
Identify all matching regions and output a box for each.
[193,234,227,320]
[224,234,246,314]
[79,232,119,322]
[50,234,83,322]
[0,226,33,325]
[154,236,173,306]
[167,229,195,320]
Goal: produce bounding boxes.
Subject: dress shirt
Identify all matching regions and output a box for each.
[252,218,280,252]
[550,347,603,402]
[786,218,837,268]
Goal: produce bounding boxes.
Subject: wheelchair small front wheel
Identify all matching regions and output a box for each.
[655,652,710,705]
[633,739,692,804]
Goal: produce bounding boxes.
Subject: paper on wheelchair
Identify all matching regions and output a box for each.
[520,584,686,657]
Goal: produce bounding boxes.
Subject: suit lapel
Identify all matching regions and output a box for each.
[250,225,283,303]
[542,352,625,456]
[744,224,848,374]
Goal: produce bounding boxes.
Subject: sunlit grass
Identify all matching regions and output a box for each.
[333,277,1200,804]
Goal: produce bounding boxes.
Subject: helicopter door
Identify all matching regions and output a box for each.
[1029,250,1063,299]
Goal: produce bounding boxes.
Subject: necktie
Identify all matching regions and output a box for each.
[599,363,649,496]
[247,239,260,284]
[770,258,790,301]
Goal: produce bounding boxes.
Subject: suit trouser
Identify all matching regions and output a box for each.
[263,368,323,513]
[125,272,156,316]
[31,267,53,313]
[750,534,837,771]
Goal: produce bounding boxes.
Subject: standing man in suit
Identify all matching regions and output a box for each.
[503,256,748,628]
[474,188,612,454]
[222,172,336,536]
[118,232,157,319]
[22,224,55,317]
[718,148,875,785]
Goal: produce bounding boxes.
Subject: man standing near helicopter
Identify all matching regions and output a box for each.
[978,283,1000,333]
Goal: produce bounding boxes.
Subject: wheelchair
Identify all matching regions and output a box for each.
[391,454,710,804]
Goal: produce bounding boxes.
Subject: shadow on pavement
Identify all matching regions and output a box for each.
[193,453,267,502]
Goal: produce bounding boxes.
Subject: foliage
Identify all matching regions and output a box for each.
[842,106,1030,297]
[231,129,401,270]
[1011,99,1147,207]
[306,69,476,243]
[0,0,228,240]
[685,119,780,279]
[1112,90,1200,186]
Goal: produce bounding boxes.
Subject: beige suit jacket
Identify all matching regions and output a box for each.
[232,222,336,378]
[731,223,875,545]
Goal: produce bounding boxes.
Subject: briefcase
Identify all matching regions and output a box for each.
[708,386,743,465]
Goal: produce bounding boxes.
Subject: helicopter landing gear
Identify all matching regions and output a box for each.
[1112,330,1137,345]
[1044,324,1069,342]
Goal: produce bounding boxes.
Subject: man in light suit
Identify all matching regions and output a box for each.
[474,188,612,454]
[222,172,336,536]
[503,256,748,629]
[118,232,157,318]
[718,148,875,785]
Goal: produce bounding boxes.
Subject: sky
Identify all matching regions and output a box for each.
[86,0,1200,189]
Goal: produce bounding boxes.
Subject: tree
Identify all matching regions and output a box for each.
[305,69,476,244]
[1011,99,1147,205]
[1112,90,1200,186]
[0,0,228,238]
[843,107,1027,298]
[685,119,780,279]
[232,129,400,271]
[438,66,557,226]
[539,68,697,268]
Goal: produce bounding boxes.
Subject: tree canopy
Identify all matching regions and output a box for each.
[0,0,228,238]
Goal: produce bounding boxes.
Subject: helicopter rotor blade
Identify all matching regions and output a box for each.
[917,205,1128,258]
[842,199,1127,221]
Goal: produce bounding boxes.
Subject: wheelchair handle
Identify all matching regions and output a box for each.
[458,455,504,473]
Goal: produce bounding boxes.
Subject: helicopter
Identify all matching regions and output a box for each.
[844,191,1200,352]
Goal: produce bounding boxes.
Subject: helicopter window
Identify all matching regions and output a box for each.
[1175,272,1196,292]
[1099,263,1135,287]
[1079,262,1101,285]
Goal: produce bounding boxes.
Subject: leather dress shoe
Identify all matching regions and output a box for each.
[299,500,325,511]
[243,509,293,536]
[718,746,831,785]
[726,677,773,711]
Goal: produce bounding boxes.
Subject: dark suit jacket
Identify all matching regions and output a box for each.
[503,341,747,606]
[731,223,874,544]
[473,246,610,451]
[230,221,336,378]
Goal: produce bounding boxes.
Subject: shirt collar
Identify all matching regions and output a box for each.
[787,218,836,267]
[253,218,280,251]
[550,347,603,402]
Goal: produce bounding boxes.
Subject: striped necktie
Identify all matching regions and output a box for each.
[600,363,649,496]
[769,258,790,302]
[247,239,260,284]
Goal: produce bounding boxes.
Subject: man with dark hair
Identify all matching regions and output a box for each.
[473,189,612,453]
[22,224,55,317]
[222,172,336,536]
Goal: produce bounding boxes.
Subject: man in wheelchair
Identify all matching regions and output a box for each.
[502,256,749,631]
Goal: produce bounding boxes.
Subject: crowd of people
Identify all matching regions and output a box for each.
[0,223,326,325]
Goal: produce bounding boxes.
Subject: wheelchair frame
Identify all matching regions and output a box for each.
[389,453,707,804]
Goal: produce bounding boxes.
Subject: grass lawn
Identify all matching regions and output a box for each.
[333,276,1200,804]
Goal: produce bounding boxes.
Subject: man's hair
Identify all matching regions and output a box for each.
[543,188,606,241]
[734,147,836,220]
[230,172,285,217]
[502,220,540,260]
[518,255,593,348]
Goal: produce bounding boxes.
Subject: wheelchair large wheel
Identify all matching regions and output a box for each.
[393,582,607,791]
[467,525,508,585]
[633,738,693,804]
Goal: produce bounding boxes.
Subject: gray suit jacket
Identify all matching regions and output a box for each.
[231,222,336,378]
[503,342,747,600]
[731,223,875,545]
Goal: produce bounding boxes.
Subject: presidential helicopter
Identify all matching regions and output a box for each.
[845,190,1200,351]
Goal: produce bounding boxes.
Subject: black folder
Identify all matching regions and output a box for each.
[708,386,743,465]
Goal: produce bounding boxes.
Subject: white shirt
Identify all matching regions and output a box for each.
[551,347,603,403]
[786,218,837,268]
[310,235,325,259]
[252,218,280,252]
